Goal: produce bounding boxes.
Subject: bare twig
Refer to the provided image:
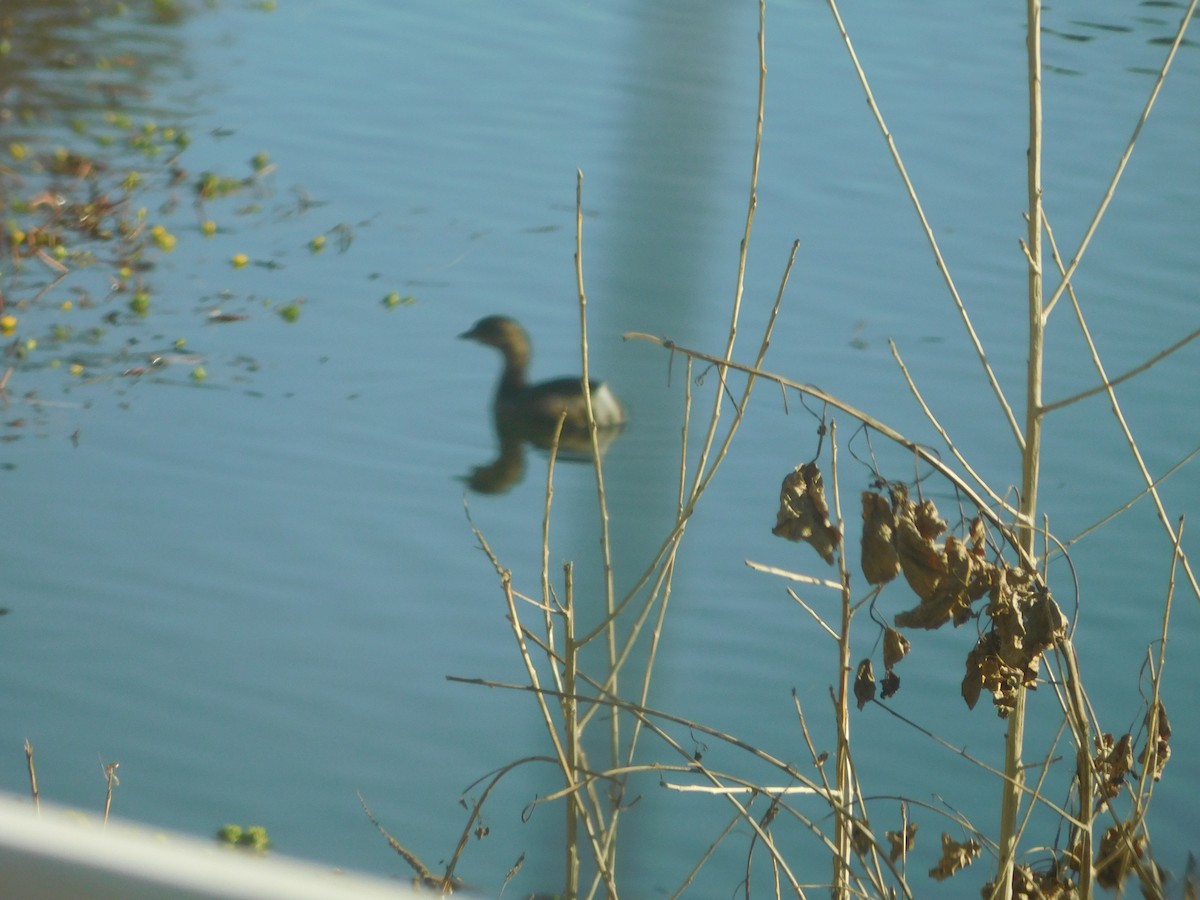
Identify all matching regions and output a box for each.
[100,758,120,825]
[889,339,1018,517]
[1059,445,1200,549]
[1040,325,1200,414]
[823,0,1024,450]
[624,332,1041,573]
[1041,0,1199,319]
[25,739,39,812]
[1041,211,1200,604]
[357,792,465,893]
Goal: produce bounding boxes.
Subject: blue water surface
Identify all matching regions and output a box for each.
[1,1,1197,895]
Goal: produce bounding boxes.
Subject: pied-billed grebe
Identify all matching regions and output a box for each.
[459,315,626,431]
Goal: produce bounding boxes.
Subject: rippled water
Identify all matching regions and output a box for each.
[2,1,1197,895]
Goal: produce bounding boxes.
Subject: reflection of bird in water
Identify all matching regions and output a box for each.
[459,315,626,493]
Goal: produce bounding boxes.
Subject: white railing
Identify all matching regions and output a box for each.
[0,793,425,899]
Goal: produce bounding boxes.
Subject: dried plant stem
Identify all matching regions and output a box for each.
[1059,445,1200,550]
[993,2,1047,895]
[889,339,1018,518]
[823,0,1023,450]
[358,792,465,892]
[688,0,766,501]
[1059,641,1096,895]
[24,738,39,812]
[1127,519,1182,830]
[1039,324,1200,415]
[449,676,830,798]
[744,560,843,593]
[1040,0,1198,319]
[101,759,119,825]
[625,334,1040,571]
[669,808,744,899]
[871,703,1080,826]
[826,422,854,895]
[572,172,617,621]
[468,512,617,895]
[572,171,621,890]
[1041,211,1200,604]
[561,560,581,898]
[577,234,794,663]
[527,681,814,894]
[542,416,566,695]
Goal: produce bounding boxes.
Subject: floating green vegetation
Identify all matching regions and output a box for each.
[1,1,415,447]
[0,4,297,408]
[215,824,272,854]
[382,291,416,309]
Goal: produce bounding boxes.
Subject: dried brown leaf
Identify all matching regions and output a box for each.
[861,491,900,585]
[962,568,1067,716]
[1139,702,1172,781]
[772,463,841,564]
[850,821,872,855]
[961,661,983,710]
[883,627,911,670]
[968,516,986,552]
[1095,822,1145,891]
[896,534,998,631]
[986,863,1078,900]
[886,822,918,863]
[880,669,900,699]
[913,499,947,540]
[1094,732,1135,801]
[853,658,875,711]
[928,832,981,881]
[962,632,1022,714]
[894,512,946,604]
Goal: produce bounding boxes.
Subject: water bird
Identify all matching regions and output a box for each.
[459,314,626,493]
[459,315,626,431]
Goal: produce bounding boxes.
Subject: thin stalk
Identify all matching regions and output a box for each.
[1059,641,1095,896]
[1042,210,1200,603]
[573,170,622,888]
[1039,324,1200,415]
[624,334,1041,571]
[25,739,39,812]
[686,0,765,502]
[996,2,1045,895]
[1040,0,1199,319]
[889,339,1021,517]
[101,759,119,825]
[563,562,581,899]
[828,421,853,897]
[823,0,1023,450]
[543,416,565,694]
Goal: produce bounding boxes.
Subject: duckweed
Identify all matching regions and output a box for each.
[382,292,415,309]
[215,824,271,853]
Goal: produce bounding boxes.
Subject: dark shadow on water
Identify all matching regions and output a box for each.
[464,409,624,495]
